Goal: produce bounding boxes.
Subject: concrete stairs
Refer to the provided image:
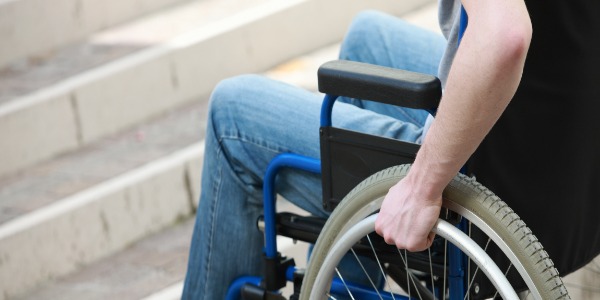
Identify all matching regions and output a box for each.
[0,0,433,298]
[1,0,598,299]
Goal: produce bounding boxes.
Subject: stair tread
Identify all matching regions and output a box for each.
[0,99,208,226]
[14,218,194,300]
[0,0,269,105]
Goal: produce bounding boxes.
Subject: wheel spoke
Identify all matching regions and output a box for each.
[493,263,514,299]
[335,268,356,300]
[443,240,447,300]
[396,248,425,300]
[464,238,491,300]
[366,234,394,300]
[428,247,436,300]
[349,248,383,299]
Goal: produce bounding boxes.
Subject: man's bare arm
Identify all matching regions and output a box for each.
[375,0,532,251]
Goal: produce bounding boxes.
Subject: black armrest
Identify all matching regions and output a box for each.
[317,60,442,109]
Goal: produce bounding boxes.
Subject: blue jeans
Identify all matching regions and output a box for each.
[182,11,446,299]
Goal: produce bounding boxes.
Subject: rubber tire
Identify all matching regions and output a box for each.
[300,164,570,300]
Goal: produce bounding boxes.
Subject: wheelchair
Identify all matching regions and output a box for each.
[224,59,571,300]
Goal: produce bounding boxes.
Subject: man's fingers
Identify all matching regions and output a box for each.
[375,218,435,251]
[374,214,384,236]
[426,231,436,248]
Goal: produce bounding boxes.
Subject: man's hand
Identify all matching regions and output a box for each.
[374,177,442,252]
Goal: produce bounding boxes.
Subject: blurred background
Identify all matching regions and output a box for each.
[0,0,597,299]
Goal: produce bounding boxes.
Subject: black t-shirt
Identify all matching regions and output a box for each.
[469,0,600,275]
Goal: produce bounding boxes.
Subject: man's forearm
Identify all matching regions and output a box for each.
[407,0,532,196]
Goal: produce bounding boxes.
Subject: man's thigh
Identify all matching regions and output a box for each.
[209,74,425,215]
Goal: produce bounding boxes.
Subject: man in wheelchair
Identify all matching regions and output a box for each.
[182,0,600,299]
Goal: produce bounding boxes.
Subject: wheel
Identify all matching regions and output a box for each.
[300,164,570,300]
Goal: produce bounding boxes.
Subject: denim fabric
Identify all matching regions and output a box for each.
[182,10,446,299]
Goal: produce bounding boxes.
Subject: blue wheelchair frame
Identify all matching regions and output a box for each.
[226,7,470,300]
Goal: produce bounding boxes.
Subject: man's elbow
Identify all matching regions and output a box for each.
[488,12,532,64]
[501,23,532,61]
[467,1,533,62]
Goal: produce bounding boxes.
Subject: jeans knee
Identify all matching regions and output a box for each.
[340,10,389,59]
[209,74,268,120]
[208,74,275,137]
[210,74,261,107]
[208,75,250,132]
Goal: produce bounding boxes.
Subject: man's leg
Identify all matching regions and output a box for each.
[338,10,446,127]
[182,76,322,300]
[182,11,447,300]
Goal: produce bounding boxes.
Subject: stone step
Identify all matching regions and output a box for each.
[0,0,429,179]
[0,0,191,69]
[0,99,206,299]
[12,218,196,300]
[13,201,312,300]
